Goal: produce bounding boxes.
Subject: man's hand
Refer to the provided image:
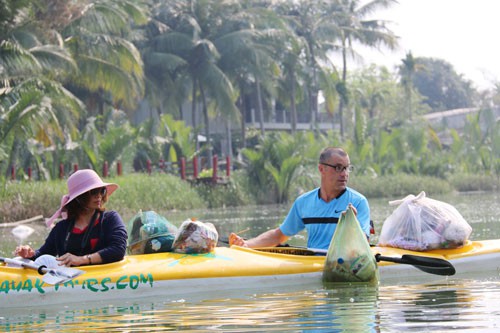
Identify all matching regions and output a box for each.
[229,233,248,247]
[348,203,358,216]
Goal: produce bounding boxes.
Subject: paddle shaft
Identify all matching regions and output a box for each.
[240,247,456,276]
[1,257,50,275]
[218,238,456,276]
[271,248,456,276]
[0,256,85,285]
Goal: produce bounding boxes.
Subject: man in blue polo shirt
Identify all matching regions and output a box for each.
[229,147,370,250]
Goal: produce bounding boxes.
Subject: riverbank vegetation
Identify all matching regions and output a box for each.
[1,1,499,222]
[1,166,498,223]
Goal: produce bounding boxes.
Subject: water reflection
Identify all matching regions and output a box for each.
[380,284,463,328]
[2,280,500,332]
[378,281,500,332]
[308,283,380,332]
[1,284,381,332]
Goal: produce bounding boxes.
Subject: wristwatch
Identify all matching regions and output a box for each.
[86,254,92,264]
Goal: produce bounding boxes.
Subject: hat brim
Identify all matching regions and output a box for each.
[64,182,119,207]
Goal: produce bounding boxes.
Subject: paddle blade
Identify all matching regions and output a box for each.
[41,266,85,285]
[375,253,456,276]
[402,254,456,276]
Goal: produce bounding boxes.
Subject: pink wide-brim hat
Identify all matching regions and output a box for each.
[46,169,118,227]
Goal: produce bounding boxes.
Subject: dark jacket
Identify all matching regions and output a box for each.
[34,210,127,264]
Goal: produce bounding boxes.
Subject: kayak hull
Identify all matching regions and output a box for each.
[1,240,500,309]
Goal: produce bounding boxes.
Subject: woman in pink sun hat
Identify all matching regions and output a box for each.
[15,169,127,267]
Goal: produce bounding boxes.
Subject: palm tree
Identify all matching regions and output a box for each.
[273,24,307,135]
[216,2,285,144]
[0,2,85,180]
[273,0,343,132]
[140,2,190,120]
[331,0,398,137]
[399,51,415,121]
[61,0,147,123]
[147,1,278,163]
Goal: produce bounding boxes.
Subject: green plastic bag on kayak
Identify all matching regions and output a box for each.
[127,210,178,255]
[323,207,378,283]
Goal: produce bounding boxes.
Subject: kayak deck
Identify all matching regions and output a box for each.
[1,240,500,309]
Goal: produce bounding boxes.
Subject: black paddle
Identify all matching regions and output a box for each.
[375,253,456,276]
[261,247,455,276]
[220,237,456,276]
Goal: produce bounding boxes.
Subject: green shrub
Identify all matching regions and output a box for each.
[192,177,252,208]
[0,180,65,223]
[110,173,205,220]
[1,170,497,224]
[447,174,500,192]
[349,174,453,198]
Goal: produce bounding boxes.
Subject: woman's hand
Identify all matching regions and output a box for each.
[15,245,35,259]
[57,253,87,267]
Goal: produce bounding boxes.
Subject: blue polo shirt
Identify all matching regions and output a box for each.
[279,187,370,250]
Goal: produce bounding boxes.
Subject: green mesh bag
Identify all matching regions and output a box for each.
[323,207,378,283]
[127,210,178,255]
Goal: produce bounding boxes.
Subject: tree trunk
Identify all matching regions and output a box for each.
[408,78,413,121]
[290,72,297,134]
[239,93,247,149]
[308,43,319,133]
[255,79,265,136]
[225,119,233,160]
[5,138,19,180]
[339,40,348,138]
[192,79,199,153]
[200,85,213,168]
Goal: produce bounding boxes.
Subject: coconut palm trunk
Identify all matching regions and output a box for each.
[256,79,265,136]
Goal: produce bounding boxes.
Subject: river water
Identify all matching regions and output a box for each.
[1,191,500,332]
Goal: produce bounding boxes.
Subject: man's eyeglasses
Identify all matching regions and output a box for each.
[89,187,107,196]
[320,163,354,173]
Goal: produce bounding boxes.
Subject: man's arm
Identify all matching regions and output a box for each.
[229,227,289,248]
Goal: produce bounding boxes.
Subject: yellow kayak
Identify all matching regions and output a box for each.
[1,240,500,309]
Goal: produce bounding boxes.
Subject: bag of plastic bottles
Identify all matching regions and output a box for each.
[323,207,378,283]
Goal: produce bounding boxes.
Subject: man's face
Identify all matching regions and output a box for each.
[319,154,351,191]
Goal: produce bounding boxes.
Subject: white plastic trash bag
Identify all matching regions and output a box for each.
[172,218,219,254]
[378,191,472,251]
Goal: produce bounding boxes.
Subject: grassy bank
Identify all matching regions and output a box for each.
[0,174,202,223]
[1,172,498,223]
[0,172,251,223]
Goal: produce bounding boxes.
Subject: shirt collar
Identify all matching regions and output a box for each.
[317,188,346,200]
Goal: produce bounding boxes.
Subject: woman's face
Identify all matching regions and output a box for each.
[83,187,107,210]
